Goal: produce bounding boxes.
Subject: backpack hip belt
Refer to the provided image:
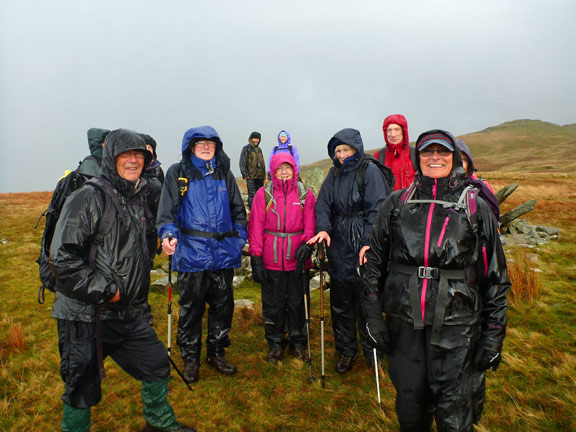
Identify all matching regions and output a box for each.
[263,230,304,264]
[180,227,239,241]
[389,262,469,347]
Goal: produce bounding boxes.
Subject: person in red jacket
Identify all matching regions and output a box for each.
[248,152,316,363]
[373,114,416,191]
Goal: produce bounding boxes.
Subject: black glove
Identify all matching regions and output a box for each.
[474,346,501,371]
[294,242,313,263]
[365,316,390,354]
[251,255,268,284]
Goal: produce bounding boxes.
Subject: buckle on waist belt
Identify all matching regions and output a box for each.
[417,266,439,279]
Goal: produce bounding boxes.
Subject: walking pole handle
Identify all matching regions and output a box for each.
[317,241,326,264]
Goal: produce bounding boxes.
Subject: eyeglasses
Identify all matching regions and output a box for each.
[195,140,216,148]
[420,148,452,157]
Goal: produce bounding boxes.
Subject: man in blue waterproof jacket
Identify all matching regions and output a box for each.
[157,126,247,383]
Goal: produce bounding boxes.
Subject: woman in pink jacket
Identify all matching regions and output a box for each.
[248,152,316,363]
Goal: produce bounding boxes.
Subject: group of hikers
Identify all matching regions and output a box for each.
[42,114,510,432]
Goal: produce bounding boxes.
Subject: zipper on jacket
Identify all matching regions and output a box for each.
[282,180,288,272]
[421,181,437,324]
[437,216,450,248]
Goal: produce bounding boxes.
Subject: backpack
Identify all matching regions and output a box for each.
[35,174,120,304]
[397,182,479,231]
[264,179,308,213]
[273,144,294,156]
[353,154,396,194]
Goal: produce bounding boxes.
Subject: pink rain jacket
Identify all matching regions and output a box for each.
[248,152,316,271]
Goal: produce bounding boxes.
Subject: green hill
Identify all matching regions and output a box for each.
[301,119,576,178]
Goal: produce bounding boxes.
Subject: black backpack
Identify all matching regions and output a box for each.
[35,174,119,303]
[355,153,395,194]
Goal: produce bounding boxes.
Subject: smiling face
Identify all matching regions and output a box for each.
[192,140,216,161]
[275,162,294,180]
[334,144,356,164]
[115,150,145,181]
[419,144,453,179]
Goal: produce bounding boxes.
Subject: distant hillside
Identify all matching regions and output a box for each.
[301,120,576,177]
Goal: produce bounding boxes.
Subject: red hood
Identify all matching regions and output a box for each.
[382,114,409,147]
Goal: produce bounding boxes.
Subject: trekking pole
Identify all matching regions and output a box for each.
[167,235,174,359]
[373,348,381,408]
[166,235,193,391]
[317,241,327,388]
[302,263,315,383]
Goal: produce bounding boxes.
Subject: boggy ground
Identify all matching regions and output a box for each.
[0,173,575,431]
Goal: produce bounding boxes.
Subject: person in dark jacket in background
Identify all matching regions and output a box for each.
[362,130,510,431]
[77,128,110,176]
[308,128,390,373]
[373,114,415,191]
[456,138,500,222]
[239,131,266,209]
[138,133,165,325]
[50,129,195,432]
[157,126,247,384]
[141,133,165,265]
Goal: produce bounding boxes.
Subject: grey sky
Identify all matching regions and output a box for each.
[1,0,574,193]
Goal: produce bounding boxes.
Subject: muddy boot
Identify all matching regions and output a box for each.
[207,353,237,375]
[335,354,355,374]
[183,358,200,383]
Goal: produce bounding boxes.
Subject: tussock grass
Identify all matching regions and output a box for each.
[507,247,542,306]
[1,173,576,431]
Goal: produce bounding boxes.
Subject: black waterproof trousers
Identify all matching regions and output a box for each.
[57,316,170,409]
[261,269,308,350]
[177,269,234,362]
[330,278,372,358]
[246,179,264,210]
[387,318,481,432]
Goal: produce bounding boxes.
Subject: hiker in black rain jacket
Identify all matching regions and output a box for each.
[309,128,390,373]
[361,130,510,431]
[50,129,195,432]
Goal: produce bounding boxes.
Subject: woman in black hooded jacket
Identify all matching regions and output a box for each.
[309,128,390,373]
[362,130,510,431]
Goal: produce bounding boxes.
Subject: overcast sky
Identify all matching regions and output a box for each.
[1,0,574,193]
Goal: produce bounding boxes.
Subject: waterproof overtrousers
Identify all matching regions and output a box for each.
[61,403,90,432]
[142,379,181,430]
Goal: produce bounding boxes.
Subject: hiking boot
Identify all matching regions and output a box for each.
[207,354,237,376]
[267,349,284,363]
[142,421,197,432]
[183,359,200,383]
[289,346,310,362]
[335,354,355,374]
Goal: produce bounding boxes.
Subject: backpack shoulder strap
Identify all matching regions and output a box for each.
[264,181,275,213]
[378,147,386,165]
[297,180,307,209]
[84,178,123,267]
